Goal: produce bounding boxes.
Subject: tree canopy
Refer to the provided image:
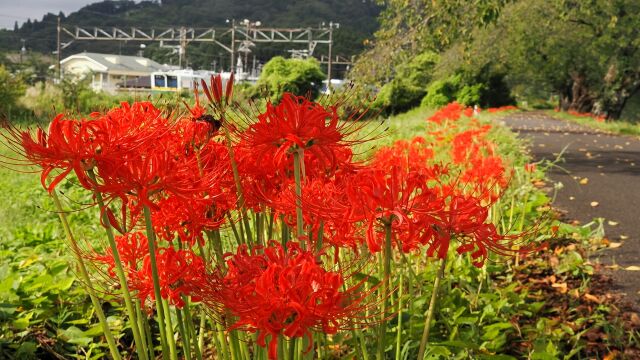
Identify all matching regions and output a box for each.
[352,0,640,119]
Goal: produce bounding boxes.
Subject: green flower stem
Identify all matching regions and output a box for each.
[377,222,393,360]
[257,210,265,246]
[267,210,275,240]
[292,149,304,246]
[222,124,253,245]
[316,221,324,254]
[395,274,403,360]
[138,300,156,360]
[182,298,203,360]
[50,190,122,360]
[226,212,243,246]
[175,307,191,360]
[198,313,206,357]
[86,171,147,360]
[142,205,171,359]
[162,299,178,359]
[417,257,447,360]
[280,214,290,247]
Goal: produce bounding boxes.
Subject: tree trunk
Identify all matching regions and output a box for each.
[568,73,594,113]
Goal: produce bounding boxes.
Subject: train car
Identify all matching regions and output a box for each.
[150,70,217,92]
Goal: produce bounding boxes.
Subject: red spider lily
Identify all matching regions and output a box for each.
[239,93,357,172]
[92,233,204,308]
[424,192,535,267]
[450,126,493,164]
[461,155,509,193]
[202,241,372,360]
[151,194,226,245]
[345,167,444,253]
[131,246,205,309]
[524,163,536,173]
[427,102,468,124]
[373,137,434,176]
[8,114,103,192]
[487,105,517,113]
[93,232,148,276]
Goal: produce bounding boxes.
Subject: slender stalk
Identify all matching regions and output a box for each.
[142,206,171,359]
[377,223,393,360]
[176,307,192,360]
[222,124,253,245]
[292,149,304,246]
[182,298,203,360]
[86,172,147,360]
[267,210,275,241]
[395,274,403,360]
[226,212,243,246]
[417,258,447,360]
[280,214,290,247]
[257,210,265,246]
[162,299,178,360]
[50,191,122,360]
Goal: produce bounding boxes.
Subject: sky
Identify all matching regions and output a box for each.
[0,0,97,29]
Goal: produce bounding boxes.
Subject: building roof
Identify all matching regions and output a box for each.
[61,52,167,75]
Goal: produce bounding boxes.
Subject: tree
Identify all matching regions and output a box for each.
[350,0,510,86]
[254,57,325,101]
[469,0,640,118]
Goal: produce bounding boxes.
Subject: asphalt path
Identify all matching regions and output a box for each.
[499,111,640,305]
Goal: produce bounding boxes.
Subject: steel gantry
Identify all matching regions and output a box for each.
[58,22,343,77]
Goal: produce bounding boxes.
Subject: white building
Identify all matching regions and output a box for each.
[60,52,170,93]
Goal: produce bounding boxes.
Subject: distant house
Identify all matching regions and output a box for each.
[60,52,170,92]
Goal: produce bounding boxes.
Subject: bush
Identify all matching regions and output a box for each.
[0,65,26,115]
[457,83,485,106]
[421,71,515,109]
[421,76,460,108]
[254,56,325,101]
[372,79,425,115]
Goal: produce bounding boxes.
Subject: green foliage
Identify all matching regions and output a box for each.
[421,76,460,108]
[371,52,439,114]
[254,56,325,101]
[351,0,509,86]
[457,83,485,106]
[0,65,26,115]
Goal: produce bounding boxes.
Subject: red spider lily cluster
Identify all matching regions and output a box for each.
[486,105,518,113]
[2,75,542,359]
[555,108,606,122]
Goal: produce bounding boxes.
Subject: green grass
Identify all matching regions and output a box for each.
[546,110,640,136]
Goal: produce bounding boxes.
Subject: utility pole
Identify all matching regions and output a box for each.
[230,19,235,73]
[326,22,339,92]
[57,16,61,80]
[179,27,186,68]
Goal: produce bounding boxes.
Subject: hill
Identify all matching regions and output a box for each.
[0,0,380,74]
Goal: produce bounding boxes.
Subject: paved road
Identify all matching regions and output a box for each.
[499,112,640,305]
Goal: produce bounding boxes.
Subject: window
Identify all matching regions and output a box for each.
[167,76,178,88]
[154,75,166,87]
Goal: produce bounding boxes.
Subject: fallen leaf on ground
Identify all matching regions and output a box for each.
[620,235,629,240]
[608,242,622,249]
[579,178,589,185]
[607,221,619,226]
[552,282,568,293]
[584,293,602,303]
[569,196,575,200]
[590,201,599,207]
[605,264,620,270]
[625,266,640,271]
[604,350,620,360]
